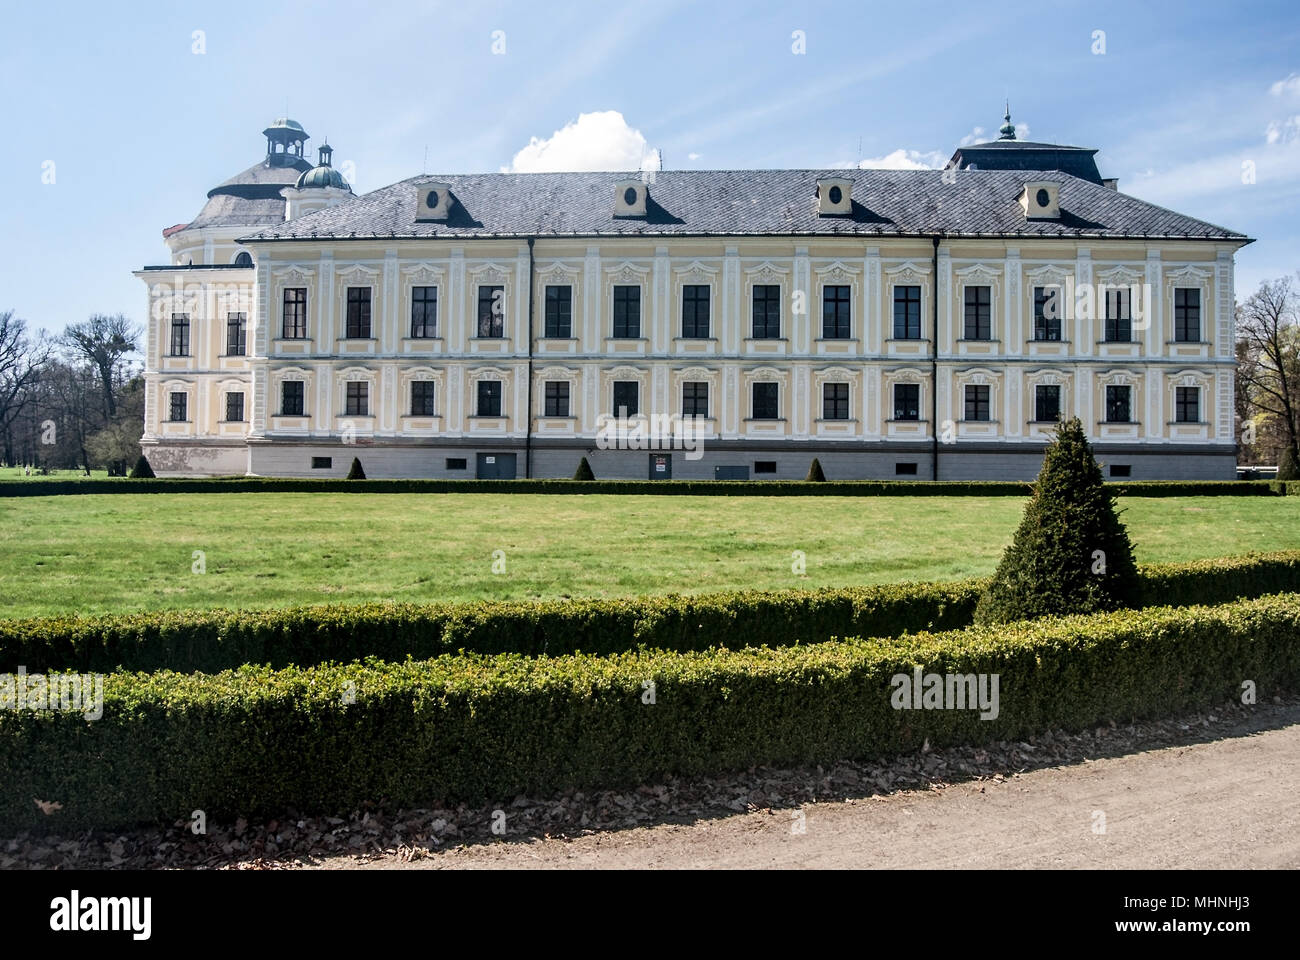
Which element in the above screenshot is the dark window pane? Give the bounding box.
[477,286,505,338]
[1174,288,1201,342]
[1104,288,1132,342]
[963,285,991,340]
[225,392,244,422]
[544,285,572,339]
[822,285,851,339]
[476,380,502,417]
[613,286,641,338]
[544,381,570,417]
[281,381,304,416]
[612,381,638,417]
[892,286,921,339]
[893,383,920,421]
[1105,385,1132,423]
[282,288,307,339]
[752,285,781,339]
[344,381,369,416]
[169,314,190,356]
[226,312,247,356]
[822,382,849,420]
[1034,286,1062,341]
[964,384,990,422]
[1035,384,1061,422]
[345,287,372,339]
[682,284,710,338]
[411,381,436,416]
[169,392,187,422]
[1175,386,1199,423]
[682,381,709,418]
[752,382,779,419]
[411,286,438,338]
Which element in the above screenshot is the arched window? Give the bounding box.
[234,252,253,268]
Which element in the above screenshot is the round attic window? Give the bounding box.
[828,185,842,204]
[426,190,440,209]
[623,187,637,206]
[1035,188,1050,207]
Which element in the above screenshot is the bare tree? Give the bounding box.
[61,313,140,423]
[1237,277,1300,467]
[0,310,53,464]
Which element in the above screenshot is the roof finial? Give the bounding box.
[999,101,1017,140]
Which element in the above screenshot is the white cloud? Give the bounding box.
[1015,122,1031,140]
[1265,116,1300,144]
[856,148,946,170]
[687,152,701,161]
[958,126,986,146]
[503,111,660,172]
[1270,73,1300,97]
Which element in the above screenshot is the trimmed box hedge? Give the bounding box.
[0,477,1281,498]
[3,592,1298,831]
[2,551,1297,674]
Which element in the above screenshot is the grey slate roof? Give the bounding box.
[240,169,1248,243]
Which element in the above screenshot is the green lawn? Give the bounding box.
[1,492,1297,619]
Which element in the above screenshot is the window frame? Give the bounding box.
[280,380,305,417]
[822,382,850,420]
[963,285,991,341]
[612,285,642,339]
[963,384,991,422]
[282,287,307,340]
[410,285,438,339]
[1104,287,1132,343]
[410,380,436,416]
[544,284,573,339]
[168,391,187,423]
[477,285,506,339]
[892,382,921,421]
[1034,384,1062,423]
[682,381,709,418]
[344,380,369,417]
[345,287,373,340]
[476,380,503,417]
[681,284,711,339]
[169,313,190,357]
[543,380,570,417]
[751,284,782,339]
[821,285,852,339]
[612,380,639,418]
[751,381,780,420]
[1033,285,1063,341]
[1105,384,1132,423]
[224,391,245,423]
[1175,385,1200,423]
[892,285,921,340]
[1174,287,1201,343]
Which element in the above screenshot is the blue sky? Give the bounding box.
[3,0,1299,335]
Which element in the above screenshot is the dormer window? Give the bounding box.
[416,182,453,221]
[614,180,647,217]
[1020,181,1061,219]
[816,178,852,216]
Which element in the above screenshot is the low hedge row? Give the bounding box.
[4,592,1297,831]
[4,551,1298,673]
[0,477,1281,498]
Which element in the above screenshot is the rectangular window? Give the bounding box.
[1176,386,1200,423]
[168,392,187,422]
[964,384,991,422]
[682,381,709,418]
[754,461,777,475]
[282,288,307,339]
[1174,288,1201,342]
[822,382,850,420]
[544,381,570,417]
[226,312,247,356]
[893,286,921,340]
[612,381,639,417]
[1105,385,1132,423]
[612,285,641,338]
[344,381,369,417]
[411,286,438,338]
[169,313,190,357]
[963,286,991,340]
[445,457,467,470]
[477,286,505,338]
[1035,384,1062,423]
[311,457,332,470]
[476,380,502,417]
[893,383,920,421]
[225,391,244,422]
[410,381,436,416]
[751,382,779,420]
[544,285,572,339]
[1104,288,1132,342]
[752,284,781,339]
[1034,286,1063,341]
[822,285,851,339]
[682,284,710,339]
[345,287,372,339]
[1109,464,1132,478]
[281,380,304,416]
[895,462,918,476]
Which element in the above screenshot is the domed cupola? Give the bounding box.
[295,142,352,192]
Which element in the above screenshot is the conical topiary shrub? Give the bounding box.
[1278,445,1300,481]
[346,457,366,480]
[129,454,156,479]
[573,457,595,480]
[974,417,1140,625]
[805,458,827,482]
